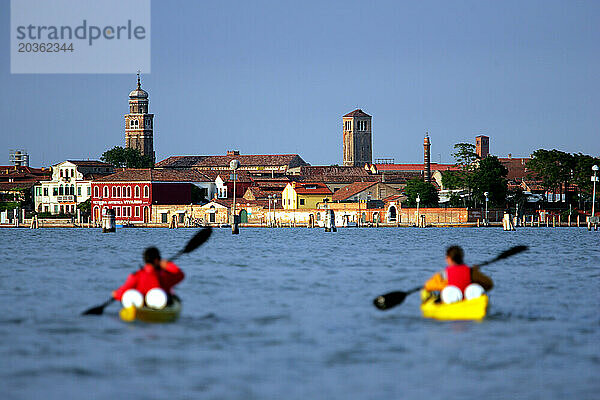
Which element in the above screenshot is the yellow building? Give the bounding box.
[282,182,332,209]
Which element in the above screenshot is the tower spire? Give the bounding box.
[136,70,141,89]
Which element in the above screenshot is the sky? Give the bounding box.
[1,0,599,167]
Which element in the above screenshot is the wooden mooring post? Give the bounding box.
[102,209,116,233]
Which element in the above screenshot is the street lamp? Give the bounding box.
[484,191,489,226]
[230,159,240,234]
[416,194,420,227]
[592,165,599,223]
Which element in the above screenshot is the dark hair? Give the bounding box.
[446,246,464,264]
[144,247,161,264]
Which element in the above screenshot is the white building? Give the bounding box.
[34,160,113,215]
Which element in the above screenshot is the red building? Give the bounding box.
[91,169,207,224]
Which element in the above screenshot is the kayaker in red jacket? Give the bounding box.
[424,245,493,294]
[112,247,184,302]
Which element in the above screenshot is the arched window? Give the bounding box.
[125,186,131,198]
[112,187,117,197]
[59,185,64,195]
[70,184,75,195]
[103,186,109,198]
[94,186,99,197]
[143,185,149,197]
[116,187,121,198]
[135,186,140,198]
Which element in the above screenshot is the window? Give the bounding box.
[54,205,59,213]
[112,187,117,197]
[143,185,149,197]
[161,213,168,223]
[44,206,49,212]
[116,187,121,198]
[115,207,120,217]
[87,187,91,196]
[126,186,131,198]
[53,187,58,196]
[135,206,140,217]
[178,213,185,223]
[300,199,305,205]
[103,186,109,197]
[60,169,63,178]
[93,187,98,197]
[135,186,140,198]
[44,187,48,196]
[59,185,64,195]
[78,186,81,196]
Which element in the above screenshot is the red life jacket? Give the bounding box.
[445,264,471,293]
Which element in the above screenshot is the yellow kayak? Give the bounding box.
[119,298,182,323]
[420,290,488,321]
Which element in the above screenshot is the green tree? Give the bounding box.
[441,170,464,190]
[452,143,479,167]
[404,178,439,207]
[77,198,91,217]
[571,153,600,197]
[526,149,573,202]
[101,146,153,168]
[470,156,508,207]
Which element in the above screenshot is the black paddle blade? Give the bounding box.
[81,298,114,316]
[182,227,212,254]
[373,291,409,310]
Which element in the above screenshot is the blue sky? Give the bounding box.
[1,0,599,167]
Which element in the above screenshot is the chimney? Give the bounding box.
[424,133,431,183]
[227,150,240,156]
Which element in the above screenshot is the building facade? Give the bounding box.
[90,169,210,224]
[282,182,332,209]
[125,73,155,163]
[34,160,113,214]
[343,109,372,167]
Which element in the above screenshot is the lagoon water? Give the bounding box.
[1,227,599,399]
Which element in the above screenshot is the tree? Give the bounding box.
[526,149,573,202]
[452,143,479,167]
[571,153,600,197]
[441,170,464,190]
[101,146,153,168]
[470,156,508,207]
[404,178,439,207]
[77,198,91,217]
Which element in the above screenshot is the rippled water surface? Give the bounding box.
[1,227,599,399]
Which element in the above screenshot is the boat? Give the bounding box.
[420,290,488,321]
[119,298,182,323]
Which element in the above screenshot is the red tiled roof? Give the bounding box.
[156,153,308,169]
[343,109,371,118]
[67,160,113,167]
[292,182,332,195]
[498,157,532,180]
[0,182,36,191]
[332,182,377,201]
[374,163,460,172]
[94,168,213,183]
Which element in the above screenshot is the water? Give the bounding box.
[1,227,598,399]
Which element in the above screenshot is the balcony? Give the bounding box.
[57,195,75,202]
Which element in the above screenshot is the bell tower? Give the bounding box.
[342,109,372,167]
[125,72,155,163]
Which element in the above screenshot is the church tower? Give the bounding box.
[342,109,372,167]
[125,73,155,163]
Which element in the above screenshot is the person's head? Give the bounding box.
[144,247,161,269]
[445,245,464,266]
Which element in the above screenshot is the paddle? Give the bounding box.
[372,245,528,311]
[81,227,213,316]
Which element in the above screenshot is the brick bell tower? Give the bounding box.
[125,72,155,163]
[342,109,372,167]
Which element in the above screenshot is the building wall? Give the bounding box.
[152,183,191,205]
[34,162,94,214]
[91,181,152,223]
